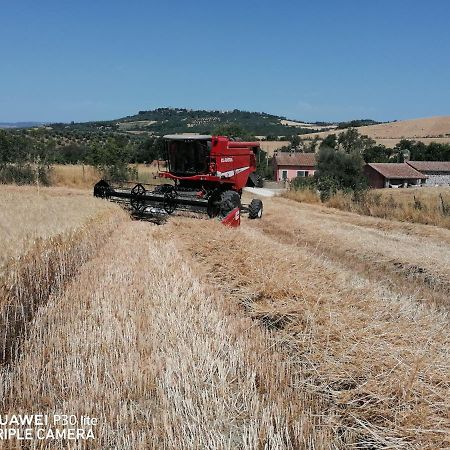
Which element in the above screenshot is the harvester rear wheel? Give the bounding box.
[248,199,263,219]
[219,190,241,219]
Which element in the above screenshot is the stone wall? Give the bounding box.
[424,172,450,186]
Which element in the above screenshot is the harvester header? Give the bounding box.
[94,134,264,226]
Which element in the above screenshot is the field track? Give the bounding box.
[1,190,449,449]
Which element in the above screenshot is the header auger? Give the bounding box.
[94,134,264,226]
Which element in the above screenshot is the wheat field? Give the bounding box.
[0,187,448,449]
[299,115,450,147]
[0,186,118,267]
[285,187,450,229]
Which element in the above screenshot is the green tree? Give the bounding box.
[337,128,375,154]
[290,135,301,149]
[213,124,255,140]
[86,136,134,181]
[132,137,164,163]
[304,136,321,153]
[255,150,273,180]
[315,146,367,200]
[320,134,337,150]
[362,145,393,163]
[395,139,450,161]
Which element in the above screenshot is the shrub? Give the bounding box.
[290,175,316,190]
[99,162,137,182]
[316,176,340,201]
[0,163,52,186]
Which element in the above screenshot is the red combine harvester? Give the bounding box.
[93,134,263,226]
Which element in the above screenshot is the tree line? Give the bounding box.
[0,129,167,183]
[0,123,270,184]
[2,124,449,188]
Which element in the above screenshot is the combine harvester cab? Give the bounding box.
[93,135,263,226]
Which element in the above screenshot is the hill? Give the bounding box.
[48,108,336,138]
[300,115,450,147]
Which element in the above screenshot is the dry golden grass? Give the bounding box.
[0,185,126,366]
[258,140,290,156]
[0,188,448,448]
[50,164,101,188]
[0,222,334,449]
[377,186,450,205]
[51,164,163,188]
[173,213,450,449]
[283,188,321,204]
[284,187,450,229]
[131,163,164,185]
[0,185,119,268]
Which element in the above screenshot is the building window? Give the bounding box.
[296,170,309,177]
[281,170,288,180]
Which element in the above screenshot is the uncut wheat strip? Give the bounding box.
[268,197,450,281]
[0,213,127,376]
[1,222,334,449]
[281,188,450,234]
[0,222,160,450]
[0,185,118,268]
[250,197,450,309]
[171,218,450,449]
[142,234,339,449]
[240,225,450,446]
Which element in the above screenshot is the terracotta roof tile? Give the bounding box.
[407,161,450,172]
[367,163,425,179]
[274,152,316,167]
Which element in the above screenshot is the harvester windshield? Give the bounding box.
[164,135,211,176]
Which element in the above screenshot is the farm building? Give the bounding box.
[406,161,450,186]
[272,152,316,181]
[364,163,426,188]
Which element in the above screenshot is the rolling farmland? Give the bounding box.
[0,187,449,449]
[300,115,450,147]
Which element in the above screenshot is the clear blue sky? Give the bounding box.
[1,0,449,123]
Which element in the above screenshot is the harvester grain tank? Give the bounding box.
[93,134,264,226]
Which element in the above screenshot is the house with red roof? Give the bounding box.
[364,163,426,188]
[406,161,450,186]
[272,152,316,182]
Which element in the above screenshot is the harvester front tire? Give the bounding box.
[220,191,241,219]
[248,199,263,219]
